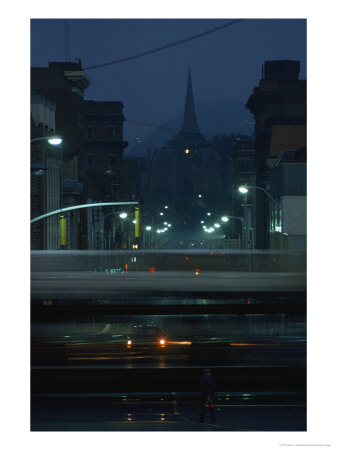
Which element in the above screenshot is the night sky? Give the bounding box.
[30,18,306,147]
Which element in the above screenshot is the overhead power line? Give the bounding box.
[125,119,245,141]
[83,19,245,71]
[126,119,180,134]
[126,118,217,138]
[31,19,245,79]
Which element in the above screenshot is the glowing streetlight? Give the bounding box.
[31,135,63,146]
[221,216,229,222]
[238,185,281,208]
[238,186,248,194]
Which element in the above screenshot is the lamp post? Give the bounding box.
[237,187,253,250]
[103,211,127,251]
[144,226,152,249]
[221,215,245,248]
[238,185,281,209]
[239,185,281,249]
[31,202,138,252]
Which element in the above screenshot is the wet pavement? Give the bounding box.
[31,391,306,431]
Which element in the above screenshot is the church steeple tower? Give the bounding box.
[180,68,200,135]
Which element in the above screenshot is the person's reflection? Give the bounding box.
[198,368,216,423]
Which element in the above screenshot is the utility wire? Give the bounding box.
[83,19,245,71]
[126,119,181,134]
[32,19,245,79]
[125,119,245,142]
[126,118,213,139]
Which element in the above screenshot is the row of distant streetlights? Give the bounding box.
[201,214,237,234]
[201,186,280,248]
[31,137,279,249]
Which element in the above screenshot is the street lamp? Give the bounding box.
[238,185,281,249]
[31,135,63,146]
[143,226,153,248]
[103,211,128,251]
[238,185,281,208]
[220,215,245,247]
[238,186,248,194]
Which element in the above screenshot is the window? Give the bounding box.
[109,126,123,140]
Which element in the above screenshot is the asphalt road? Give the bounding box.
[31,335,306,368]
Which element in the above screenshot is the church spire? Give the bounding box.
[180,68,200,134]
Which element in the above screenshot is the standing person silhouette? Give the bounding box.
[198,368,216,423]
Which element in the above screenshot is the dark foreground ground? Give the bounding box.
[31,391,306,432]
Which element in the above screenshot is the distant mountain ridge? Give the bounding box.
[125,99,254,157]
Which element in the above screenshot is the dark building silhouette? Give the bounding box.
[31,90,62,250]
[82,100,139,250]
[31,60,91,249]
[82,100,129,203]
[246,60,306,248]
[31,60,90,159]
